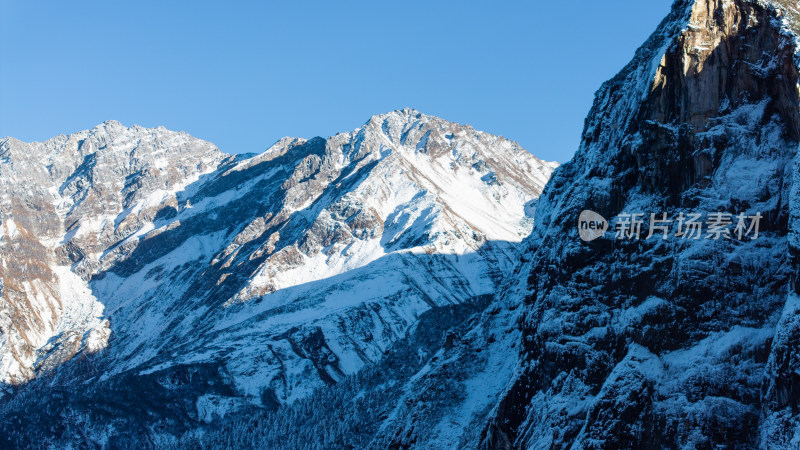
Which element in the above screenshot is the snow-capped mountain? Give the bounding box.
[4,0,800,447]
[0,109,556,442]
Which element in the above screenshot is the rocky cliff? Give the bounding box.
[481,0,800,448]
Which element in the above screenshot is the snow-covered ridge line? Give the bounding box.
[0,109,556,424]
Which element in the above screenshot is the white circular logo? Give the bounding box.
[578,210,608,242]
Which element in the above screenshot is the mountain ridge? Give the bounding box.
[0,108,557,440]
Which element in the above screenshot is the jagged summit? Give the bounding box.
[359,108,532,154]
[3,119,197,149]
[362,107,424,125]
[5,108,546,170]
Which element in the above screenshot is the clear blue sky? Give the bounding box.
[0,1,673,163]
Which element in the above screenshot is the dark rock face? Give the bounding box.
[484,0,800,448]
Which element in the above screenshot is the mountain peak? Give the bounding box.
[369,107,422,121]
